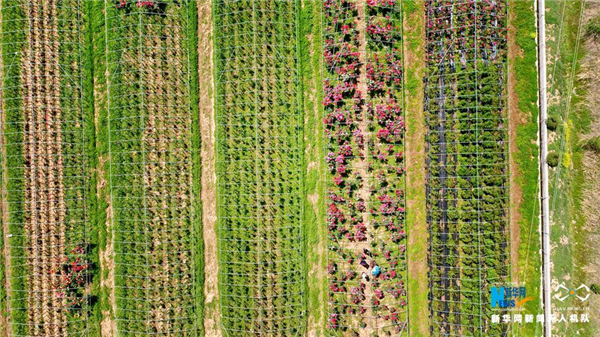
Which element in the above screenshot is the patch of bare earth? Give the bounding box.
[579,7,600,142]
[97,19,116,332]
[98,155,116,337]
[198,1,221,336]
[97,6,116,335]
[581,152,599,329]
[97,9,116,334]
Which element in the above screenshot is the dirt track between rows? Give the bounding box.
[198,1,221,336]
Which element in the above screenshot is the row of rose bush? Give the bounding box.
[324,0,407,334]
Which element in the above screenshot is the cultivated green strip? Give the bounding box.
[187,1,205,334]
[104,1,198,334]
[213,0,306,334]
[0,3,28,333]
[299,0,327,335]
[510,0,542,336]
[1,1,92,334]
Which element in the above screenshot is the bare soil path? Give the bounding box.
[577,4,600,331]
[507,6,524,283]
[581,152,600,332]
[99,171,116,337]
[198,1,221,336]
[98,3,116,334]
[354,2,379,335]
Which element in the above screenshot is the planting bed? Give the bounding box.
[213,0,305,335]
[323,0,408,335]
[0,0,90,335]
[424,0,510,335]
[104,0,198,335]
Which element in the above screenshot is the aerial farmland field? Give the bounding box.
[322,0,408,333]
[213,0,305,335]
[0,1,91,335]
[103,1,200,335]
[424,1,510,335]
[0,0,598,337]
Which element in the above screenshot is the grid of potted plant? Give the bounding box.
[424,0,509,335]
[106,1,198,334]
[323,0,407,334]
[0,1,92,335]
[213,0,305,335]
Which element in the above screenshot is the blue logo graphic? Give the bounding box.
[491,286,527,308]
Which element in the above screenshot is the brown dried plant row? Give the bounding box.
[107,3,196,335]
[21,0,67,334]
[141,10,192,335]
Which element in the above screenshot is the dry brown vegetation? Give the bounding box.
[106,2,197,334]
[21,1,67,334]
[579,2,600,331]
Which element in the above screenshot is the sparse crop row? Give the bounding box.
[105,1,197,335]
[213,0,305,335]
[424,0,509,335]
[323,0,408,334]
[0,0,90,335]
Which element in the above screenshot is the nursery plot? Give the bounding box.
[0,0,90,335]
[213,0,305,335]
[323,0,408,335]
[104,0,197,335]
[424,0,510,335]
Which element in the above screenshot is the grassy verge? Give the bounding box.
[545,1,593,336]
[85,1,112,333]
[0,1,7,330]
[402,1,429,336]
[299,0,326,335]
[81,1,103,335]
[187,1,205,334]
[0,3,27,333]
[510,1,542,336]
